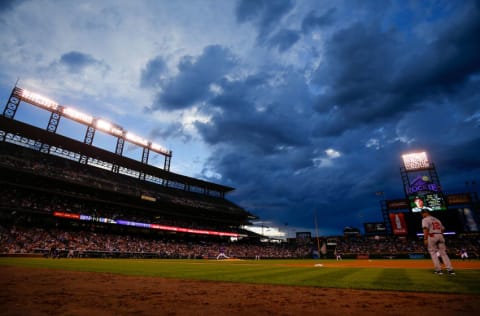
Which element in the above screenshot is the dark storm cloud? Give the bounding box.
[107,1,480,234]
[235,0,295,43]
[0,0,25,13]
[140,56,167,89]
[436,137,480,194]
[195,69,314,155]
[196,112,304,155]
[151,45,236,111]
[203,146,315,208]
[176,1,480,234]
[312,2,480,137]
[267,29,301,52]
[149,122,192,143]
[204,135,400,232]
[59,51,104,74]
[311,21,402,136]
[301,8,336,33]
[397,4,480,94]
[439,138,480,171]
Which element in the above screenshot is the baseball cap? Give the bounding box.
[421,209,429,214]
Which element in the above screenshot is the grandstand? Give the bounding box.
[1,86,300,258]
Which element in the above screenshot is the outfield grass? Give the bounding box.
[1,257,479,295]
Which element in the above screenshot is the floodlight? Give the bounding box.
[20,89,58,110]
[62,107,93,125]
[96,119,112,131]
[13,86,171,158]
[402,152,429,170]
[125,132,149,146]
[95,119,123,136]
[151,142,170,155]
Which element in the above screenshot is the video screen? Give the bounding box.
[409,193,447,212]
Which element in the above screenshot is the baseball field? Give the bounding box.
[1,257,479,315]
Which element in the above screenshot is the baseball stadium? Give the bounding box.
[1,86,480,315]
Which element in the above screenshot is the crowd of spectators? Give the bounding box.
[335,237,426,255]
[0,185,248,236]
[334,235,480,259]
[0,141,251,234]
[1,221,478,260]
[0,143,246,217]
[0,224,312,259]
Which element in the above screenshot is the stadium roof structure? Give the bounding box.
[0,86,235,197]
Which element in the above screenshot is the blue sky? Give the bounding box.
[0,0,479,236]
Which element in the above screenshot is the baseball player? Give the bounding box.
[334,248,342,261]
[216,246,229,260]
[421,209,455,275]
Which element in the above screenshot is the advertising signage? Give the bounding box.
[389,212,407,235]
[53,211,240,237]
[406,176,441,195]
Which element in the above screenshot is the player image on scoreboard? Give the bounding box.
[409,193,447,212]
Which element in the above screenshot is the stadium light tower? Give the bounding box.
[2,85,173,171]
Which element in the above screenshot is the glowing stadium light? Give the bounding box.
[96,119,124,136]
[110,125,123,136]
[402,152,429,171]
[125,132,149,147]
[62,107,93,125]
[20,89,58,110]
[96,119,112,131]
[150,142,170,155]
[13,86,171,157]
